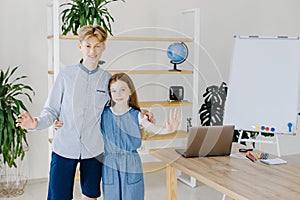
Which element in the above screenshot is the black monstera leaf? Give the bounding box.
[199,82,227,126]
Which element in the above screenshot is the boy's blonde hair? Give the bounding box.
[78,25,107,43]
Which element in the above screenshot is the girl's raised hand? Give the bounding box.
[166,108,181,133]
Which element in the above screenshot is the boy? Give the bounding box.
[17,25,110,200]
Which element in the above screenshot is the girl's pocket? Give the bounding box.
[102,165,114,185]
[127,172,143,185]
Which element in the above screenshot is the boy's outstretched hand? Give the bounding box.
[16,112,38,130]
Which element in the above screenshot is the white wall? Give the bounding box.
[0,1,49,179]
[1,0,300,179]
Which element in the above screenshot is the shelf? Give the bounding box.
[139,101,192,108]
[48,70,193,75]
[109,70,193,75]
[47,73,193,108]
[141,130,188,141]
[47,35,194,42]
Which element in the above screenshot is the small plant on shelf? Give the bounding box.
[60,0,125,35]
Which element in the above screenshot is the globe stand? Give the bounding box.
[168,62,182,72]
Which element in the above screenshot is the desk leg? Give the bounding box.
[166,165,177,200]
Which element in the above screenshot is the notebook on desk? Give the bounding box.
[175,125,235,158]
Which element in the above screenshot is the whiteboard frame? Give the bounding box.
[224,35,300,135]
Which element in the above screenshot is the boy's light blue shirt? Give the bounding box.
[36,63,111,159]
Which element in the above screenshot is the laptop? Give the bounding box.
[175,125,235,158]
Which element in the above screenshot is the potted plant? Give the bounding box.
[60,0,125,35]
[0,66,34,197]
[199,82,228,126]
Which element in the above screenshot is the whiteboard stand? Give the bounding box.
[237,130,281,156]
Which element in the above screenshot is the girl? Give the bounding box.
[101,73,181,200]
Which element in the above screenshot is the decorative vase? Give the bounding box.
[0,155,28,197]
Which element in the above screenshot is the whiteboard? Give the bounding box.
[224,36,300,134]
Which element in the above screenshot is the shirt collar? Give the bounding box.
[78,59,100,74]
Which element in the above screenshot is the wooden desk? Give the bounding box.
[150,145,300,200]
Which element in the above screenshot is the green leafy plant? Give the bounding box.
[60,0,125,35]
[199,82,227,126]
[0,66,34,168]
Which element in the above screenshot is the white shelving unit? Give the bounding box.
[47,1,200,178]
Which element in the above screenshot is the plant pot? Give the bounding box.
[0,157,28,198]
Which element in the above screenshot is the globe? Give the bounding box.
[167,42,188,71]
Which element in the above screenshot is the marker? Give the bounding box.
[287,123,293,132]
[277,36,299,40]
[239,35,259,39]
[277,36,288,39]
[246,152,256,162]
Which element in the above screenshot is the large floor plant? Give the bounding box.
[0,66,34,168]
